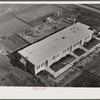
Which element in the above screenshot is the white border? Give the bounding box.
[0,1,100,4]
[0,87,100,99]
[0,1,100,99]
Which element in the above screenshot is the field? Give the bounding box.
[86,4,100,9]
[16,5,63,23]
[0,4,34,37]
[0,4,33,16]
[0,4,100,86]
[0,4,47,37]
[67,71,100,87]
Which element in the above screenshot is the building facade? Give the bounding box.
[18,22,93,76]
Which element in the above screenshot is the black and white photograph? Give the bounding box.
[0,1,100,99]
[1,3,100,87]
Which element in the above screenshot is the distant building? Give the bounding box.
[18,22,93,77]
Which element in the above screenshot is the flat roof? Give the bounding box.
[18,22,93,65]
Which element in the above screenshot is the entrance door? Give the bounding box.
[45,60,48,67]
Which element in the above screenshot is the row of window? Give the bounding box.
[63,49,67,54]
[63,45,73,54]
[73,40,82,48]
[52,53,59,60]
[37,61,45,70]
[84,35,90,40]
[63,48,67,54]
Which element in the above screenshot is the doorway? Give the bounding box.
[45,60,48,67]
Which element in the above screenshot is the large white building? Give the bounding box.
[18,22,93,76]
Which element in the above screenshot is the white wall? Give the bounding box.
[35,62,45,75]
[72,42,81,51]
[84,34,92,43]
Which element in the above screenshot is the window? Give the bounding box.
[88,35,90,38]
[85,36,87,40]
[41,62,44,67]
[56,53,59,58]
[43,62,45,66]
[41,63,43,67]
[85,35,90,40]
[38,65,40,68]
[69,46,72,52]
[73,43,77,47]
[77,41,80,45]
[52,55,55,60]
[79,40,82,46]
[37,65,41,69]
[77,41,78,45]
[37,66,39,70]
[63,50,64,53]
[63,49,66,53]
[45,60,48,67]
[67,47,70,51]
[19,57,27,66]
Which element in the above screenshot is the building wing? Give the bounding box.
[18,22,93,66]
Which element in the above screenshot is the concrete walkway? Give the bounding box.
[80,46,88,52]
[70,52,79,58]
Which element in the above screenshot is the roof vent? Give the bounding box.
[61,36,65,39]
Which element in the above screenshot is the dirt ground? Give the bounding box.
[16,5,63,23]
